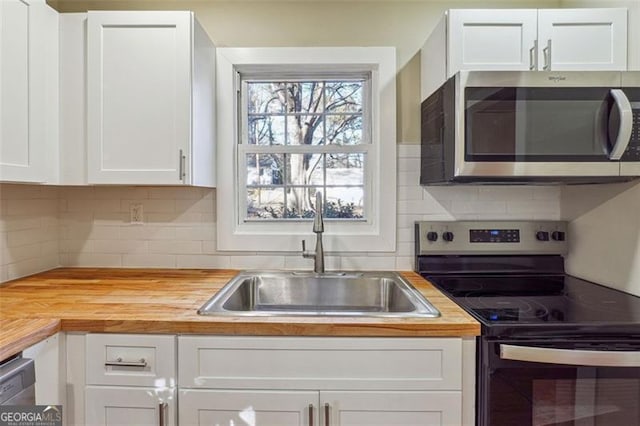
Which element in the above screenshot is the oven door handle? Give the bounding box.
[500,344,640,367]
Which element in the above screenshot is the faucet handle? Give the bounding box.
[301,240,312,258]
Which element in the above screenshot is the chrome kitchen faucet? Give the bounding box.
[301,192,325,273]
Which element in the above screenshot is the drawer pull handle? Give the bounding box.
[104,357,147,368]
[309,404,314,426]
[159,402,168,426]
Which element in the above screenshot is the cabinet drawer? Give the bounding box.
[86,334,176,386]
[179,336,462,391]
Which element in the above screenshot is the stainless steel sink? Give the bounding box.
[197,271,440,318]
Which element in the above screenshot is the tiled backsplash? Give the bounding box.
[0,185,59,282]
[0,145,561,282]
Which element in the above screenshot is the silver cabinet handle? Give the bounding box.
[178,149,186,181]
[542,39,552,70]
[529,40,538,70]
[500,344,640,367]
[608,89,633,160]
[308,404,314,426]
[324,403,330,426]
[159,402,168,426]
[104,357,147,368]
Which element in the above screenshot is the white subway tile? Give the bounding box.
[2,243,41,263]
[7,228,44,247]
[397,186,423,201]
[62,253,122,267]
[117,187,150,200]
[506,200,559,214]
[176,255,231,269]
[283,255,342,271]
[90,240,148,254]
[148,240,202,255]
[397,144,420,158]
[0,216,42,232]
[121,225,176,240]
[175,198,215,214]
[341,256,396,271]
[7,199,57,215]
[479,186,534,201]
[202,240,217,254]
[395,256,414,271]
[229,255,285,270]
[122,254,176,268]
[397,171,420,187]
[451,200,507,214]
[174,226,215,241]
[67,198,121,213]
[121,199,175,214]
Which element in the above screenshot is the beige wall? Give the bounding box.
[563,182,640,295]
[49,0,560,144]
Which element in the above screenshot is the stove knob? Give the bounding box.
[551,231,566,241]
[536,231,550,241]
[442,231,454,242]
[426,231,438,242]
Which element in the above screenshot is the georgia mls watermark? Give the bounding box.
[0,406,62,426]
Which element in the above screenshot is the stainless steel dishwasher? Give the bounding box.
[0,354,35,405]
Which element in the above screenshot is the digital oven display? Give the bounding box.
[470,229,520,243]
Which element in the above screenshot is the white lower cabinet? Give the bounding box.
[74,334,473,426]
[177,336,468,426]
[179,389,461,426]
[86,386,176,426]
[179,390,318,425]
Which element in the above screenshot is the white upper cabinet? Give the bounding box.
[0,0,56,183]
[87,11,215,186]
[537,9,627,71]
[447,9,538,74]
[421,8,628,100]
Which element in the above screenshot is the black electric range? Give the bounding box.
[415,221,640,426]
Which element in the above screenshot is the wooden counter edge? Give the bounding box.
[0,319,61,360]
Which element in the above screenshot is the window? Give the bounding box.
[216,48,396,252]
[241,77,369,221]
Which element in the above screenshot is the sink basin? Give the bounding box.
[197,271,440,318]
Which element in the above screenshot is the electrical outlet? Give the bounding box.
[130,203,144,225]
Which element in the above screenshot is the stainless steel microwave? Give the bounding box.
[420,71,640,184]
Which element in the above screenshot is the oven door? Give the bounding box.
[455,71,636,178]
[479,339,640,426]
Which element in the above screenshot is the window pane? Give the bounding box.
[326,153,364,185]
[247,188,285,219]
[287,82,324,114]
[326,115,362,145]
[248,82,285,114]
[325,187,364,219]
[286,186,321,219]
[325,81,363,113]
[246,153,284,186]
[248,115,285,145]
[285,153,324,186]
[287,115,324,146]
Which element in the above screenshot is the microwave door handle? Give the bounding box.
[500,344,640,367]
[609,89,633,160]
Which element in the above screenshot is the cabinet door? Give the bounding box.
[0,0,42,182]
[537,9,627,71]
[87,11,191,184]
[179,389,318,426]
[85,386,176,426]
[321,391,462,426]
[447,9,538,76]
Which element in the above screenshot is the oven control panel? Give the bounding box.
[416,221,568,255]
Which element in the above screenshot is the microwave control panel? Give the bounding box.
[623,104,640,160]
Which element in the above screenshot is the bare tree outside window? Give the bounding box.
[243,77,368,221]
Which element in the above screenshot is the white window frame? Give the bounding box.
[216,47,396,252]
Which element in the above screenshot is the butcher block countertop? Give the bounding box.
[0,268,480,359]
